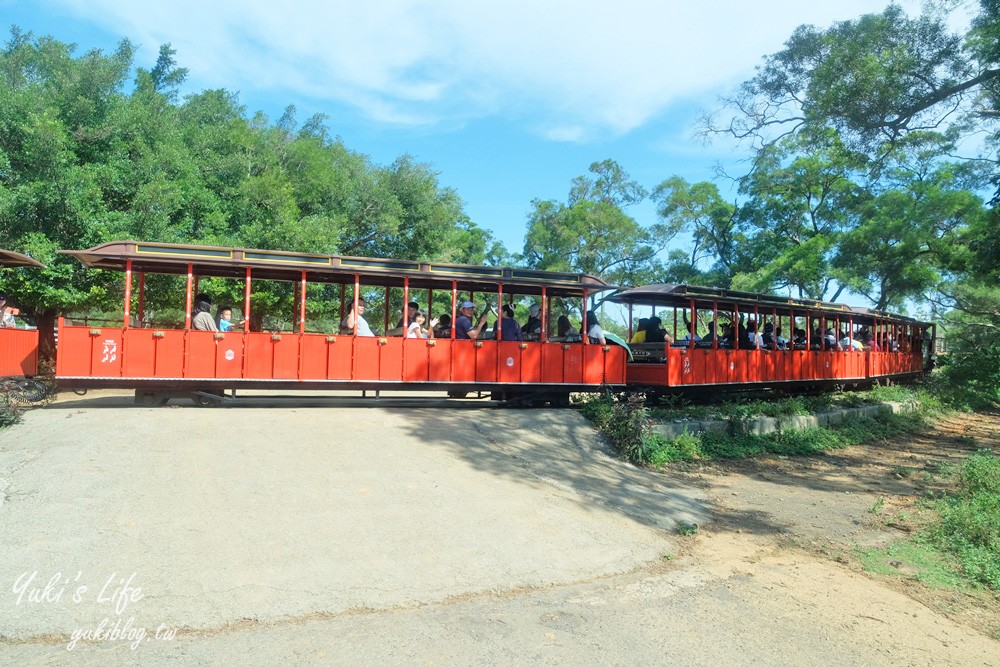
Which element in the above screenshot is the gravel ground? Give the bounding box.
[0,391,996,665]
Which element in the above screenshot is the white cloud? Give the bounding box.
[54,0,929,139]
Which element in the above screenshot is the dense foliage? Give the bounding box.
[0,29,503,357]
[693,0,1000,406]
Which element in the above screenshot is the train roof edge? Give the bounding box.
[60,240,615,296]
[609,283,929,325]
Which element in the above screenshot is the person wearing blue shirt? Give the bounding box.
[495,304,523,341]
[216,306,242,332]
[455,300,488,340]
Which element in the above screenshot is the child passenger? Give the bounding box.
[406,311,435,339]
[216,306,243,332]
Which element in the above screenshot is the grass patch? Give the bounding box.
[858,541,967,590]
[925,451,1000,590]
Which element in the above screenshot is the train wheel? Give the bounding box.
[134,390,169,407]
[7,379,49,405]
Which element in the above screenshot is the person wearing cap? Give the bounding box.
[455,300,488,340]
[521,304,542,339]
[0,294,19,328]
[340,299,374,336]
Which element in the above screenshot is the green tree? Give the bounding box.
[651,176,742,286]
[523,160,662,301]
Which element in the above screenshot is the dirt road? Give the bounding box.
[0,393,997,665]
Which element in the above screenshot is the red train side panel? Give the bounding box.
[0,329,40,377]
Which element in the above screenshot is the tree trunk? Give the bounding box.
[35,309,58,372]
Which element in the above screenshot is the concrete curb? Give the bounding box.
[651,401,917,439]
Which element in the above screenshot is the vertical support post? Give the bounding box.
[541,287,548,343]
[582,289,589,344]
[383,286,390,335]
[754,305,760,349]
[184,263,194,330]
[124,259,133,329]
[403,277,410,332]
[772,307,778,350]
[688,298,696,349]
[137,272,146,329]
[243,268,252,333]
[627,303,633,340]
[712,301,718,349]
[450,281,458,340]
[353,276,360,336]
[299,271,307,334]
[496,283,503,341]
[339,284,346,330]
[734,304,740,351]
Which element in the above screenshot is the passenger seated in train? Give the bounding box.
[630,318,649,343]
[0,293,19,328]
[216,306,243,332]
[433,313,452,338]
[680,312,701,342]
[395,301,420,330]
[839,330,864,351]
[192,300,218,331]
[495,304,523,341]
[745,320,762,349]
[792,328,808,349]
[340,299,375,336]
[455,301,489,340]
[645,317,671,344]
[717,321,735,348]
[556,315,581,342]
[824,328,839,349]
[761,322,787,349]
[522,304,542,339]
[583,310,606,345]
[406,310,435,338]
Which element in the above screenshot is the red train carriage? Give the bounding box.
[56,241,627,404]
[610,284,933,392]
[0,249,45,378]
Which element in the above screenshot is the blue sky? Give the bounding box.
[4,0,922,257]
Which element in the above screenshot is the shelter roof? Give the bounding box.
[0,249,45,269]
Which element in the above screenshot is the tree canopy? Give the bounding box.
[0,28,503,356]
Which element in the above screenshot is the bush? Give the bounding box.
[926,451,1000,590]
[936,349,1000,410]
[645,431,703,465]
[0,396,21,429]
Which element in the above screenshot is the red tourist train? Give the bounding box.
[611,284,932,392]
[0,242,933,404]
[53,241,627,405]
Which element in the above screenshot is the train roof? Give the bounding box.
[0,249,45,269]
[609,283,927,324]
[61,240,614,297]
